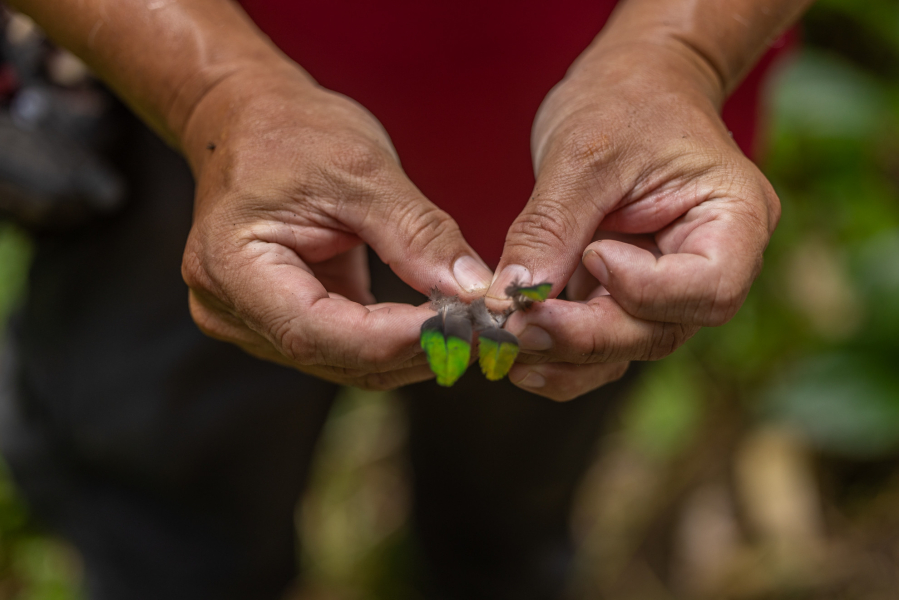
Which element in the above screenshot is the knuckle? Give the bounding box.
[398,204,459,256]
[578,332,604,365]
[326,136,392,181]
[506,197,580,254]
[552,122,618,172]
[181,236,208,292]
[645,322,692,360]
[274,318,318,366]
[580,305,618,363]
[706,276,748,326]
[187,295,221,339]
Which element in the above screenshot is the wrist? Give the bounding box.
[573,37,727,109]
[532,39,727,172]
[178,59,317,175]
[575,0,812,103]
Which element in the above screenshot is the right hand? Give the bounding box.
[179,63,493,390]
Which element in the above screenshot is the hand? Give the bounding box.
[180,64,493,389]
[486,41,780,401]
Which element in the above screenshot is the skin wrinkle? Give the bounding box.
[667,32,729,99]
[612,175,717,233]
[578,301,620,363]
[322,138,392,184]
[707,269,739,325]
[141,1,218,144]
[402,205,454,257]
[350,173,408,232]
[176,66,254,151]
[277,310,321,366]
[247,218,359,265]
[656,205,723,255]
[585,305,610,363]
[508,197,580,255]
[625,145,723,205]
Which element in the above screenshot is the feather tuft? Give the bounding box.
[469,298,508,330]
[428,287,468,318]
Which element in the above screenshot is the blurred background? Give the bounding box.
[0,0,898,598]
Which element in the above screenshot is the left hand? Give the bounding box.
[485,41,781,401]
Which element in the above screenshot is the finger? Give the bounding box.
[347,167,494,301]
[189,289,432,389]
[582,193,774,326]
[310,244,375,304]
[189,288,430,371]
[508,360,630,402]
[565,261,600,301]
[567,231,658,301]
[321,362,436,391]
[503,297,700,365]
[189,289,299,367]
[184,235,439,372]
[484,130,630,311]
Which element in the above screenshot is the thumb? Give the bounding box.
[486,135,627,308]
[351,173,493,300]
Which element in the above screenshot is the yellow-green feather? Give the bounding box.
[517,283,552,302]
[421,329,450,384]
[478,336,520,381]
[445,336,471,386]
[421,328,471,387]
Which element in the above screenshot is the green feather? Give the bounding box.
[445,336,472,386]
[420,328,449,384]
[420,315,471,387]
[516,282,552,302]
[478,329,520,381]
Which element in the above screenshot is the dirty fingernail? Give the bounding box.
[488,264,532,298]
[453,255,493,292]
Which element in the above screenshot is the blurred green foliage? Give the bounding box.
[631,0,899,461]
[0,229,82,599]
[0,223,30,336]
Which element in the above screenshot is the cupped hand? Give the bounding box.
[179,63,493,389]
[486,42,781,401]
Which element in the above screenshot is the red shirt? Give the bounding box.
[239,1,786,266]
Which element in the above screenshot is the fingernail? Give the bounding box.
[582,248,610,282]
[488,264,531,299]
[517,325,552,351]
[453,255,493,293]
[517,370,546,389]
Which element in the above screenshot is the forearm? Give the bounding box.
[7,0,307,153]
[582,0,814,104]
